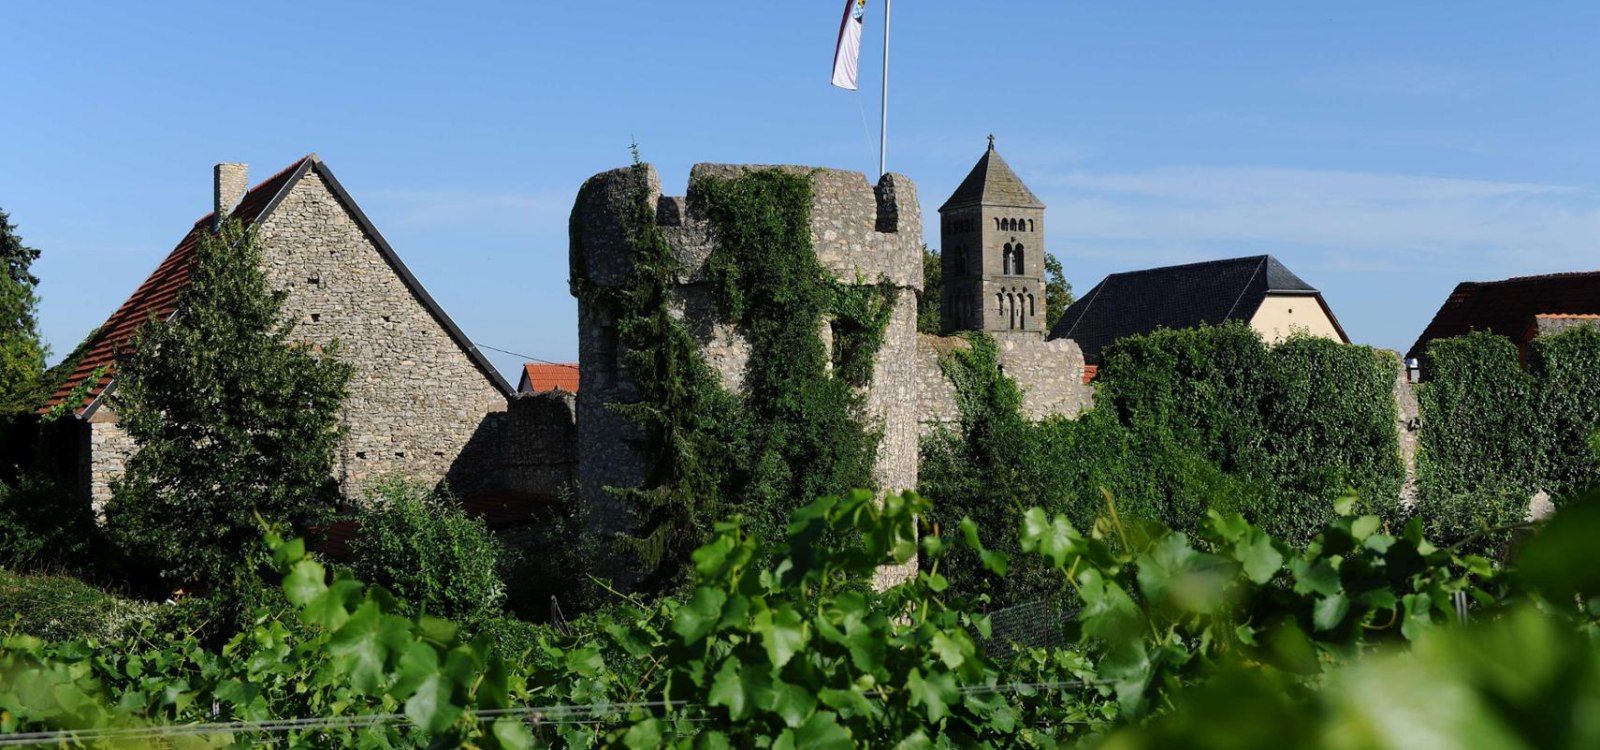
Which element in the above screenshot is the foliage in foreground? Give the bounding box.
[8,485,1600,748]
[105,218,354,596]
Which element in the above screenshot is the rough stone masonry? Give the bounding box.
[569,163,1092,587]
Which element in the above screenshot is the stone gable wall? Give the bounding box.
[83,172,516,508]
[254,171,509,499]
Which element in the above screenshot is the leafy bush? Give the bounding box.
[0,472,106,576]
[923,325,1406,606]
[1529,325,1600,498]
[1412,327,1600,553]
[0,568,153,641]
[7,486,1600,748]
[1097,324,1404,540]
[349,478,506,626]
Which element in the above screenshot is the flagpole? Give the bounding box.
[879,0,891,177]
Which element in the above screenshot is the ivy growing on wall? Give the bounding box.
[575,155,899,589]
[696,168,898,552]
[1415,326,1600,553]
[922,323,1407,606]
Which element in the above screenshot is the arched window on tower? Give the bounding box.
[1028,293,1036,319]
[996,292,1004,317]
[1013,243,1025,275]
[1002,243,1013,274]
[1006,292,1015,329]
[1028,219,1035,232]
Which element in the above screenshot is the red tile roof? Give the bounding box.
[40,157,313,416]
[519,363,580,393]
[1407,271,1600,362]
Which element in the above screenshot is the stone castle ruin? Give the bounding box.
[567,148,1093,547]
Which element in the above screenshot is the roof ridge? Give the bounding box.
[1485,269,1600,284]
[1104,254,1271,279]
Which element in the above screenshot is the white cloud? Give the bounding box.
[1035,166,1600,275]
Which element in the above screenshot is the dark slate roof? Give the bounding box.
[43,155,514,417]
[939,144,1044,212]
[1406,271,1600,361]
[1048,255,1342,364]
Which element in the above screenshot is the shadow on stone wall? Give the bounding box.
[446,391,578,504]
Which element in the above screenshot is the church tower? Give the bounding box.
[937,136,1046,336]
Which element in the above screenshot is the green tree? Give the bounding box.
[106,218,353,595]
[918,244,942,334]
[0,207,46,418]
[1044,252,1074,330]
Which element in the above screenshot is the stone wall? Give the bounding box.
[915,333,1095,435]
[570,163,925,586]
[255,171,510,499]
[1392,360,1421,510]
[486,391,579,499]
[82,408,136,512]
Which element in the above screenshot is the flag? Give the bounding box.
[831,0,867,90]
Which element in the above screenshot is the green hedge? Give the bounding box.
[1097,325,1405,540]
[922,324,1406,605]
[1416,326,1600,552]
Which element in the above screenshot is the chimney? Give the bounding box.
[213,163,249,230]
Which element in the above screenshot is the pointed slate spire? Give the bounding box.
[939,136,1044,212]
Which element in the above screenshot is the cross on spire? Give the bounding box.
[987,133,996,151]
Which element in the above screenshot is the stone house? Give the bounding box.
[41,155,526,508]
[1407,270,1600,380]
[1048,254,1350,372]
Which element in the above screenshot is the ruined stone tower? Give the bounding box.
[568,163,923,566]
[938,137,1047,336]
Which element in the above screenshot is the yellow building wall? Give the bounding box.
[1250,294,1343,343]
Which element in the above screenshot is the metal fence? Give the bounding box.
[979,595,1080,659]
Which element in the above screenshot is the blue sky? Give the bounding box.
[4,1,1599,377]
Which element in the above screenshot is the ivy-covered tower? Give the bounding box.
[938,136,1046,336]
